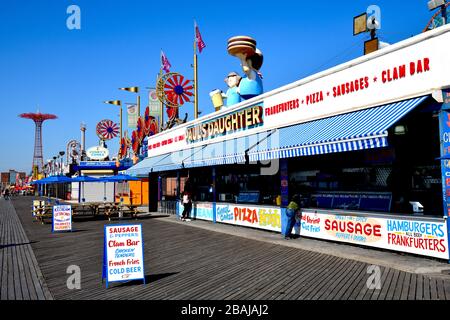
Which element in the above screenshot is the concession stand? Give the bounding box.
[127,25,450,261]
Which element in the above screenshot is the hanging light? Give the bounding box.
[394,125,407,135]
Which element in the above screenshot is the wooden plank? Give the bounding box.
[423,276,431,300]
[354,261,374,300]
[444,278,450,300]
[305,257,355,300]
[361,266,386,300]
[416,275,424,300]
[437,279,445,300]
[4,198,53,300]
[391,270,405,300]
[430,277,438,300]
[11,222,25,300]
[345,264,370,300]
[400,272,411,300]
[408,274,417,300]
[376,267,394,300]
[282,253,337,300]
[295,254,347,299]
[206,248,302,300]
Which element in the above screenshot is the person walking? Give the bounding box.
[181,191,192,221]
[283,194,301,240]
[4,188,10,200]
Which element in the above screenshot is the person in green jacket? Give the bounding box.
[284,194,301,240]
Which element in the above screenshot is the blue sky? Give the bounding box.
[0,0,436,173]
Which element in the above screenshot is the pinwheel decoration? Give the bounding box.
[156,72,193,108]
[96,119,119,141]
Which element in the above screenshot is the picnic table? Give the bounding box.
[31,200,142,224]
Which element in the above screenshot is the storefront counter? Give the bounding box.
[300,208,449,260]
[178,201,282,232]
[177,201,449,260]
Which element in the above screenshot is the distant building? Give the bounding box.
[1,170,27,187]
[1,172,8,186]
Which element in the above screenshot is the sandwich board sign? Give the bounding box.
[33,200,45,217]
[52,205,72,232]
[102,224,145,288]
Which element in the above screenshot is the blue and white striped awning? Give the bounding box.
[125,153,171,176]
[151,152,185,172]
[248,96,427,162]
[183,131,273,168]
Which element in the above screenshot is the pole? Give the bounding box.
[442,4,447,25]
[119,106,123,141]
[159,70,164,130]
[193,40,199,119]
[137,95,141,118]
[438,97,450,264]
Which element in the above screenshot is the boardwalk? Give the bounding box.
[5,196,450,300]
[0,198,53,300]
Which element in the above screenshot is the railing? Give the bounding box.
[158,200,178,215]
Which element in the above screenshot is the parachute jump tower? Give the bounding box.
[19,111,57,174]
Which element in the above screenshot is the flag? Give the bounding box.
[195,21,206,53]
[148,89,160,116]
[161,50,171,73]
[127,104,138,129]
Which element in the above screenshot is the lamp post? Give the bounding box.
[104,100,122,140]
[59,151,65,175]
[52,156,57,176]
[80,122,86,160]
[119,87,140,117]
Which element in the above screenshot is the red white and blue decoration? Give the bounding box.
[96,119,119,141]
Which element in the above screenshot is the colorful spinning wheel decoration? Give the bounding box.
[156,72,193,108]
[119,132,131,160]
[96,119,119,140]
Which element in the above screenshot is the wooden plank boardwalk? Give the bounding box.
[9,196,450,300]
[0,198,53,300]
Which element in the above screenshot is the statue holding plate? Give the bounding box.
[210,35,263,110]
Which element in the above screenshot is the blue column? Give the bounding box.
[438,98,450,263]
[176,171,181,200]
[158,175,162,201]
[212,166,217,224]
[280,158,289,235]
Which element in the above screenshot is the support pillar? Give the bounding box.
[212,167,217,223]
[438,94,450,263]
[280,158,289,235]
